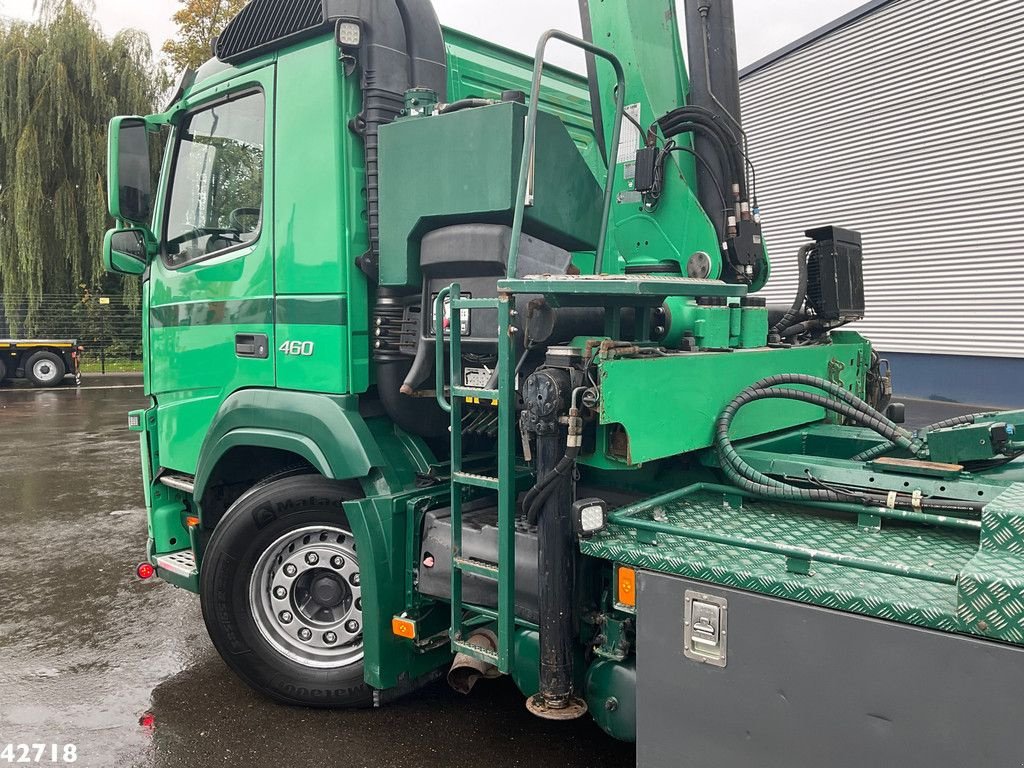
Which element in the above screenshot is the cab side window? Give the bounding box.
[164,91,265,267]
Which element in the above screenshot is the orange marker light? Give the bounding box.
[617,566,636,608]
[185,516,200,528]
[392,616,417,639]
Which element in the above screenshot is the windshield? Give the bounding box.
[164,91,265,267]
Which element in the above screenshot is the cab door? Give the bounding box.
[148,69,275,474]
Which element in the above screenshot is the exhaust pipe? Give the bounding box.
[447,630,502,694]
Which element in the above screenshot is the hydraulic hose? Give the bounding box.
[524,404,583,526]
[525,446,580,526]
[715,376,982,513]
[780,319,824,338]
[655,108,746,194]
[657,118,745,199]
[771,244,813,334]
[439,98,493,114]
[852,411,1000,463]
[717,387,918,498]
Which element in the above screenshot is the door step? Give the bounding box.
[158,473,196,495]
[155,549,197,578]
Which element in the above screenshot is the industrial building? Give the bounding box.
[739,0,1024,407]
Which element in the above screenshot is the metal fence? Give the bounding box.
[0,294,143,372]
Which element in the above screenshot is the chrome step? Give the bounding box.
[156,550,196,577]
[159,473,196,494]
[157,473,195,495]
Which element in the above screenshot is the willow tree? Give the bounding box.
[0,1,160,334]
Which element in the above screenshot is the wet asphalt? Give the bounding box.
[0,381,636,768]
[0,381,984,768]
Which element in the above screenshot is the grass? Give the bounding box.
[79,359,143,374]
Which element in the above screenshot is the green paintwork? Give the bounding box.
[585,657,636,742]
[442,28,603,174]
[275,297,347,326]
[958,483,1024,642]
[593,336,870,466]
[443,290,521,673]
[344,488,454,690]
[120,30,612,484]
[102,228,149,275]
[583,486,977,633]
[661,301,769,350]
[378,102,604,290]
[738,305,769,348]
[926,414,1024,464]
[192,389,382,503]
[500,274,747,303]
[506,30,625,278]
[734,422,1014,506]
[584,0,723,277]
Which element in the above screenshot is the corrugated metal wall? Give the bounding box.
[739,0,1024,358]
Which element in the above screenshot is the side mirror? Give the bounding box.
[104,228,149,276]
[108,116,154,225]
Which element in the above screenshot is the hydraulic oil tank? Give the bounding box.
[377,100,604,290]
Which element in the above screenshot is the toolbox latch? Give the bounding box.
[684,591,728,667]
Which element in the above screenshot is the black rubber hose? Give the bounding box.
[439,98,492,114]
[716,377,919,499]
[657,119,744,198]
[852,411,1000,463]
[771,244,813,334]
[659,123,744,198]
[525,446,579,526]
[741,374,916,440]
[656,108,746,190]
[780,319,825,338]
[715,379,982,512]
[921,412,999,434]
[717,387,919,494]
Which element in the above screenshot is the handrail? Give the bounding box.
[609,482,977,586]
[507,30,626,278]
[434,284,453,414]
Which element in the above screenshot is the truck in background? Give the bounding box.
[0,340,82,387]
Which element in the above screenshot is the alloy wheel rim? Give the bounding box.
[249,525,363,669]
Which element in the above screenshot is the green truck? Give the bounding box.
[105,0,1024,764]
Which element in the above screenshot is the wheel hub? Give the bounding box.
[249,525,363,669]
[34,361,55,380]
[311,573,346,608]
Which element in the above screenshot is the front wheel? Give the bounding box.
[200,474,372,708]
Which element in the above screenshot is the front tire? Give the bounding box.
[200,474,372,708]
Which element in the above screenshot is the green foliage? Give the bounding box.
[164,0,246,72]
[0,1,161,334]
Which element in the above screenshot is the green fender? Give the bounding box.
[194,389,386,501]
[193,388,450,690]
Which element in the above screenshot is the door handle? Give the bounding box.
[236,334,269,359]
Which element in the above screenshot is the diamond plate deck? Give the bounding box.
[582,490,981,633]
[956,482,1024,642]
